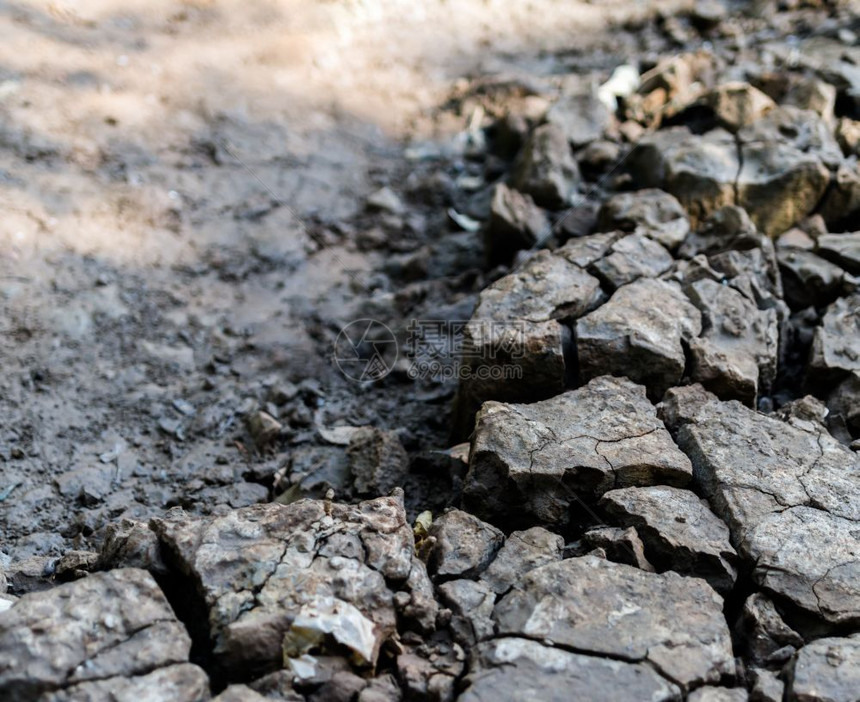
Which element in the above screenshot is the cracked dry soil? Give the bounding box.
[2,0,860,701]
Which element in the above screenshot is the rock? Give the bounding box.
[53,550,98,581]
[735,141,830,238]
[54,464,113,505]
[691,0,727,31]
[437,578,495,646]
[787,635,860,702]
[807,293,860,388]
[600,486,738,594]
[576,278,702,399]
[399,558,438,633]
[704,82,776,132]
[545,89,613,147]
[0,569,196,700]
[581,526,654,572]
[688,688,748,702]
[556,230,620,267]
[647,128,740,229]
[735,107,840,237]
[835,118,860,157]
[637,52,716,123]
[97,518,168,574]
[346,426,408,496]
[366,186,405,214]
[597,188,691,249]
[662,385,860,629]
[461,637,681,702]
[628,127,740,227]
[280,445,352,501]
[778,228,816,250]
[282,597,382,670]
[744,509,860,628]
[632,110,837,236]
[453,249,604,436]
[396,640,464,702]
[749,668,784,702]
[307,671,368,702]
[510,123,581,208]
[246,670,304,700]
[484,183,548,265]
[554,198,599,240]
[480,527,564,595]
[736,593,804,667]
[213,684,271,702]
[785,77,837,122]
[357,674,401,702]
[494,556,734,689]
[427,509,504,580]
[776,395,830,434]
[1,556,56,595]
[817,232,860,275]
[817,162,860,232]
[589,233,674,291]
[709,248,785,315]
[827,372,860,439]
[41,664,210,702]
[679,205,763,259]
[247,410,282,446]
[152,495,434,677]
[618,118,645,142]
[465,375,692,526]
[737,107,843,171]
[777,248,846,309]
[685,277,779,404]
[576,139,622,180]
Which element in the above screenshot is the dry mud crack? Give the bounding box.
[2,1,860,701]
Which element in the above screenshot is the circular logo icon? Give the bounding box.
[333,319,398,382]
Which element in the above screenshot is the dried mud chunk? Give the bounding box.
[545,88,612,148]
[510,123,580,208]
[484,183,548,265]
[589,233,674,291]
[576,278,702,399]
[0,569,193,700]
[685,277,779,405]
[630,127,738,229]
[152,495,428,677]
[600,485,738,594]
[817,232,860,275]
[346,427,409,496]
[41,664,210,702]
[807,293,860,388]
[453,249,603,436]
[736,141,829,238]
[480,527,563,595]
[597,188,690,249]
[427,509,504,580]
[465,375,692,526]
[461,637,681,702]
[787,635,860,702]
[662,385,860,628]
[493,556,734,690]
[736,593,803,667]
[777,248,846,309]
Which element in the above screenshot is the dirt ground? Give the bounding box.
[0,0,693,568]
